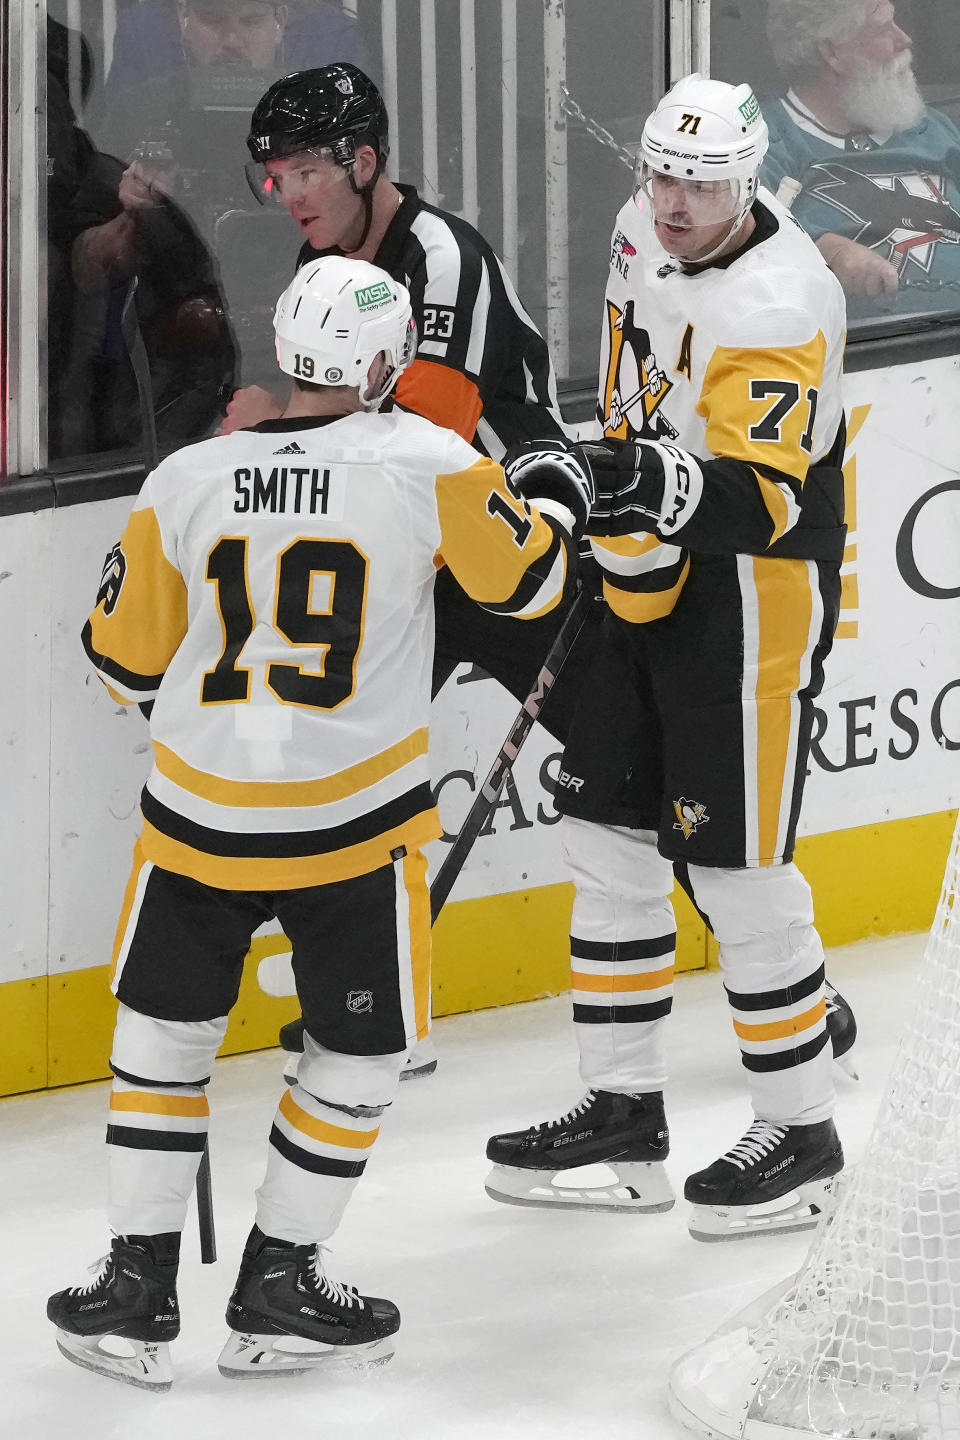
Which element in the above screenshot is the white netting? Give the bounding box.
[741,812,960,1439]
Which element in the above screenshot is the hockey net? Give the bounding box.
[670,810,960,1440]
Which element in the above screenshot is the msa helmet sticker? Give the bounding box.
[355,281,393,310]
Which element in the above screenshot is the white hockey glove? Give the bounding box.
[583,437,703,538]
[501,438,596,540]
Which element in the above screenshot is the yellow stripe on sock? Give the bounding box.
[733,998,826,1043]
[571,966,674,994]
[279,1090,379,1149]
[110,1090,209,1117]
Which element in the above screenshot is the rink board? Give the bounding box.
[1,361,959,1097]
[0,809,954,1096]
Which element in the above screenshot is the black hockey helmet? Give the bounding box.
[246,63,389,169]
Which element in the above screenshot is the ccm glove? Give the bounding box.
[502,438,596,540]
[582,437,704,538]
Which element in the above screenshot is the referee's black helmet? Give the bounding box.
[247,63,389,168]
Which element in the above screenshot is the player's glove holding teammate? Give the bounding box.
[502,436,705,547]
[501,438,596,540]
[580,437,703,539]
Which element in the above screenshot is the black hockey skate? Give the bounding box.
[485,1089,674,1213]
[47,1233,181,1391]
[684,1117,844,1242]
[219,1226,400,1378]
[825,982,859,1077]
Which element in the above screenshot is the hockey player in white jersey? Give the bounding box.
[46,255,590,1389]
[485,75,850,1240]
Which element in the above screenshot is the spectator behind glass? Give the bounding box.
[99,0,374,127]
[90,1,377,391]
[47,18,113,459]
[761,0,960,318]
[94,0,375,197]
[46,16,237,462]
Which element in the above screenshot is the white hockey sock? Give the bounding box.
[106,1005,224,1235]
[107,1077,209,1234]
[562,816,676,1093]
[255,1039,405,1244]
[685,863,834,1125]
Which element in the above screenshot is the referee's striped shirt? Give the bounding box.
[298,184,566,458]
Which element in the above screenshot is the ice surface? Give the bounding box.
[1,933,923,1440]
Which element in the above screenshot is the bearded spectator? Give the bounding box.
[761,0,960,315]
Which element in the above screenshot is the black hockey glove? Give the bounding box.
[581,437,703,539]
[502,438,595,541]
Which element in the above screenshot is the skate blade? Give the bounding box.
[485,1161,675,1214]
[687,1174,841,1243]
[55,1330,173,1391]
[218,1330,394,1379]
[399,1058,437,1081]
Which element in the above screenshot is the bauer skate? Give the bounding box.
[218,1226,400,1378]
[825,981,859,1078]
[684,1117,844,1242]
[484,1089,674,1213]
[47,1233,180,1391]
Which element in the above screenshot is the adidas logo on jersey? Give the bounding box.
[273,441,307,455]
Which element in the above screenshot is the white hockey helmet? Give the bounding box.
[637,73,769,224]
[274,255,416,409]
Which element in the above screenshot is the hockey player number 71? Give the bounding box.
[201,536,368,709]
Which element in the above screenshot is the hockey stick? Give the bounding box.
[196,1145,217,1263]
[429,584,590,921]
[276,583,592,1054]
[121,278,218,1263]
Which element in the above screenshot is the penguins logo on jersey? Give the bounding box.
[600,300,678,441]
[96,542,127,616]
[673,797,710,840]
[806,162,960,276]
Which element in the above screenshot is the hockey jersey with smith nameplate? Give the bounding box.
[594,186,847,622]
[83,411,571,889]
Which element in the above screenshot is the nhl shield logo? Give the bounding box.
[346,989,373,1015]
[673,797,710,840]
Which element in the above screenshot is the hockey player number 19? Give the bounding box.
[201,536,368,710]
[486,468,534,548]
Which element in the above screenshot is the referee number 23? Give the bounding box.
[421,305,456,340]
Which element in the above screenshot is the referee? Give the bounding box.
[226,61,601,731]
